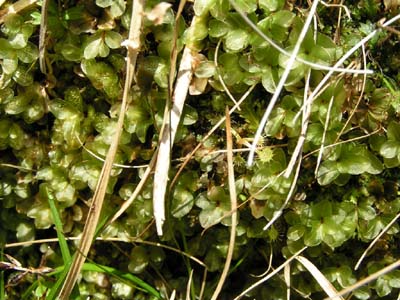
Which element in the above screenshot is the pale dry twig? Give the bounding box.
[210,108,238,300]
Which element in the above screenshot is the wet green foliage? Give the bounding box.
[0,0,400,299]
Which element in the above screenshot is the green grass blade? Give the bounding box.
[46,260,72,300]
[0,248,4,300]
[46,186,72,264]
[21,281,38,300]
[45,260,161,299]
[81,262,161,298]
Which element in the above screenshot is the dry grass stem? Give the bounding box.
[251,245,274,278]
[152,3,193,235]
[185,270,194,300]
[315,95,335,175]
[335,44,368,142]
[320,0,352,20]
[153,45,194,236]
[355,211,400,270]
[38,0,49,74]
[210,108,238,300]
[57,0,144,298]
[234,247,307,300]
[108,154,156,225]
[5,236,207,268]
[169,0,187,94]
[284,69,312,178]
[214,40,241,110]
[303,127,382,159]
[287,20,384,180]
[229,0,371,75]
[77,134,148,169]
[170,84,256,188]
[0,163,34,171]
[295,13,400,121]
[202,168,287,234]
[296,256,344,300]
[247,0,320,166]
[325,258,400,300]
[169,290,176,300]
[199,268,208,300]
[264,156,302,231]
[284,264,291,300]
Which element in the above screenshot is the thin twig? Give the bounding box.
[303,127,382,159]
[5,236,207,268]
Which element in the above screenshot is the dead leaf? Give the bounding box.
[146,2,172,25]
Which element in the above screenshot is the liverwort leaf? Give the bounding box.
[380,140,400,158]
[96,0,113,8]
[2,58,18,75]
[317,160,340,185]
[110,0,126,18]
[224,29,248,52]
[105,31,122,49]
[234,0,257,13]
[84,38,102,59]
[194,0,216,16]
[261,66,279,93]
[258,0,285,12]
[208,19,229,38]
[337,153,370,175]
[171,186,194,218]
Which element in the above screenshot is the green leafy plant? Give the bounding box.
[1,0,400,299]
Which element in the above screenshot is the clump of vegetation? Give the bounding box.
[0,0,400,299]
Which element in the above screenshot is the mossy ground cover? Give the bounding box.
[0,0,400,299]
